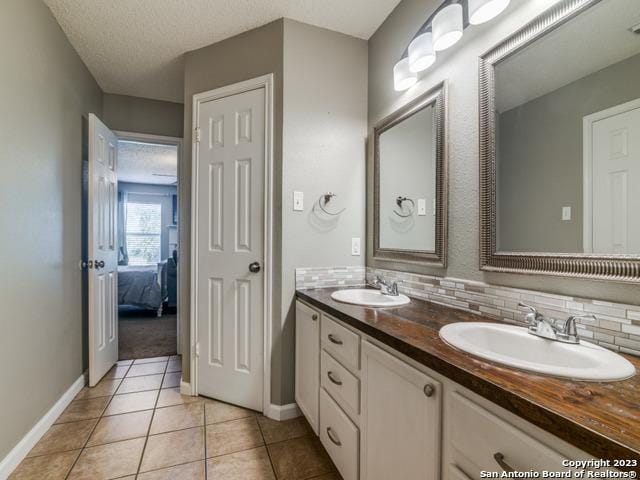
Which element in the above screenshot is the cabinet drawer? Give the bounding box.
[320,388,359,480]
[321,314,360,371]
[449,392,572,478]
[321,350,360,415]
[448,465,473,480]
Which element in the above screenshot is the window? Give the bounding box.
[126,202,162,265]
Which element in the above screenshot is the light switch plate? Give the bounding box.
[562,206,572,221]
[293,191,304,211]
[417,199,427,216]
[351,237,361,256]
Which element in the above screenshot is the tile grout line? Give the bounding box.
[203,397,208,480]
[255,415,279,479]
[63,362,133,479]
[134,360,169,477]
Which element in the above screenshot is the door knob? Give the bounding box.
[94,260,105,269]
[249,262,261,273]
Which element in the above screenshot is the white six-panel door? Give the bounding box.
[88,113,119,386]
[195,88,265,411]
[590,103,640,254]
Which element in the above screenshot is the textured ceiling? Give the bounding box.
[118,141,178,185]
[44,0,401,103]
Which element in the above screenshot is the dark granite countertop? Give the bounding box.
[296,287,640,468]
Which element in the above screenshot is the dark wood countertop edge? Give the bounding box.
[296,289,640,465]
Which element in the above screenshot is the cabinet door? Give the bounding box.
[295,301,320,433]
[361,341,441,480]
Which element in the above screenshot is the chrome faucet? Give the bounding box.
[370,275,399,296]
[518,302,595,344]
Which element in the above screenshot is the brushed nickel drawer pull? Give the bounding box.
[326,427,342,446]
[494,452,515,473]
[328,334,343,345]
[423,384,435,397]
[327,371,342,386]
[312,314,318,321]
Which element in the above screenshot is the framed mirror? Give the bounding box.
[479,0,640,282]
[374,82,448,267]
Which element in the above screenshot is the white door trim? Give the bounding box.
[190,74,274,417]
[582,97,640,252]
[114,130,184,355]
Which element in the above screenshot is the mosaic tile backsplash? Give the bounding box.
[295,266,640,357]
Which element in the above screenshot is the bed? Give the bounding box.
[118,263,167,316]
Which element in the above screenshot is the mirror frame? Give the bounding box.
[479,0,640,283]
[373,82,448,267]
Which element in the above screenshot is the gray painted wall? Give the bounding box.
[0,0,102,460]
[497,53,640,252]
[103,93,184,138]
[281,19,367,404]
[118,182,177,261]
[366,0,640,303]
[182,20,285,393]
[379,105,435,251]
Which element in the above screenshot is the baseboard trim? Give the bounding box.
[0,373,86,479]
[179,380,192,396]
[264,403,301,421]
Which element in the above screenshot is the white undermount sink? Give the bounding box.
[440,322,636,382]
[331,288,410,307]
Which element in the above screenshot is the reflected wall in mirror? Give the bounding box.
[374,83,447,266]
[480,0,640,281]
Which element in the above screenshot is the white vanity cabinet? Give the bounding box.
[294,299,603,480]
[295,300,320,433]
[360,340,441,480]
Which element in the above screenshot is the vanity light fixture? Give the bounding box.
[468,0,510,25]
[409,32,436,72]
[393,57,418,91]
[432,3,464,51]
[393,0,511,90]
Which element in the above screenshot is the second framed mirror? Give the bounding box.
[373,82,448,267]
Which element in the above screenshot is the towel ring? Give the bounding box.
[393,196,415,218]
[317,192,346,216]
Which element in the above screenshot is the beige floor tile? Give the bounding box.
[27,419,97,457]
[56,397,110,424]
[140,426,205,472]
[257,416,312,444]
[117,374,163,394]
[166,359,182,373]
[134,356,169,364]
[9,450,80,480]
[87,410,153,446]
[150,403,204,434]
[206,417,264,458]
[75,379,121,400]
[205,400,255,424]
[103,365,130,379]
[137,460,205,480]
[206,446,275,480]
[126,362,167,377]
[267,435,335,480]
[104,390,158,416]
[156,388,209,408]
[117,360,134,366]
[67,437,145,480]
[162,372,181,388]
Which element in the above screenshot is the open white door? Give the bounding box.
[88,113,119,386]
[194,87,266,411]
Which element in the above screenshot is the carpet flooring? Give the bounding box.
[118,308,177,360]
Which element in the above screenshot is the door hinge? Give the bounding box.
[195,342,200,357]
[194,127,201,143]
